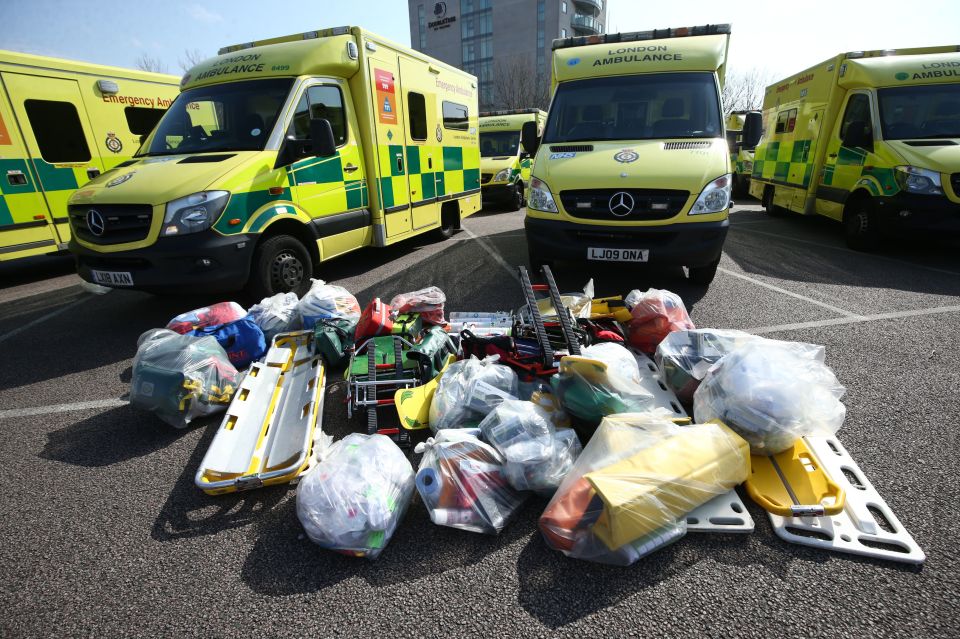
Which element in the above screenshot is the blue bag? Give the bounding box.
[190,315,266,369]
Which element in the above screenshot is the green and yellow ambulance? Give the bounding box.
[0,51,177,262]
[479,109,545,210]
[725,110,760,198]
[68,26,481,296]
[749,46,960,249]
[522,25,733,285]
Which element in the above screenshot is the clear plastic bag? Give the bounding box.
[248,292,302,342]
[296,433,414,560]
[656,330,824,403]
[165,301,247,334]
[550,342,656,426]
[297,279,361,329]
[539,413,750,565]
[414,430,527,534]
[624,288,695,354]
[129,329,239,428]
[478,400,582,496]
[390,286,447,325]
[693,340,845,455]
[537,279,594,320]
[429,356,520,432]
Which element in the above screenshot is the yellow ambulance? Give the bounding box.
[479,109,545,210]
[0,51,177,262]
[522,24,733,285]
[725,110,761,198]
[68,26,481,296]
[749,46,960,249]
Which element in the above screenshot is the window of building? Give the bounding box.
[24,99,91,163]
[562,1,567,13]
[289,85,347,146]
[417,4,426,49]
[408,92,427,141]
[124,106,166,136]
[442,100,469,130]
[561,28,567,38]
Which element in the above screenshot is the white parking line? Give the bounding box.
[461,225,521,282]
[0,296,91,345]
[718,267,864,318]
[747,303,960,335]
[733,226,960,277]
[0,398,127,419]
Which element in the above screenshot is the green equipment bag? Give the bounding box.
[314,317,358,367]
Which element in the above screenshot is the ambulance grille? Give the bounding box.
[559,188,689,221]
[68,204,153,245]
[481,173,493,184]
[549,145,593,152]
[662,141,712,150]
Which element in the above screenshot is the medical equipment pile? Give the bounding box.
[126,267,924,565]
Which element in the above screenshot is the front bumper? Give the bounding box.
[524,215,729,267]
[874,192,960,235]
[481,183,516,202]
[70,231,256,293]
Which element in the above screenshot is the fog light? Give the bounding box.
[899,210,912,217]
[196,258,214,268]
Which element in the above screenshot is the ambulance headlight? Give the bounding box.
[162,191,230,236]
[494,168,511,182]
[689,174,731,215]
[528,177,558,213]
[894,166,942,195]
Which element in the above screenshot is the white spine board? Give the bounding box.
[630,349,688,420]
[767,436,925,564]
[686,490,755,533]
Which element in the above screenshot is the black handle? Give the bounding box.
[395,153,404,174]
[87,167,101,179]
[428,157,433,170]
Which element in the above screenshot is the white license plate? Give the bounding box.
[91,269,133,286]
[587,247,649,262]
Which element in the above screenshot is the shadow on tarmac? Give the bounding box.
[0,252,75,291]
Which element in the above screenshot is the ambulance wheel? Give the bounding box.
[248,234,313,298]
[733,175,749,199]
[761,185,781,216]
[687,258,719,285]
[434,205,460,240]
[509,181,524,211]
[843,200,880,251]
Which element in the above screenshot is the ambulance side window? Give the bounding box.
[442,101,469,131]
[774,111,789,134]
[289,85,347,146]
[840,94,872,142]
[408,92,427,141]
[124,107,167,136]
[24,99,91,163]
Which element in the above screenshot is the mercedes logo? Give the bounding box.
[86,209,106,236]
[608,191,635,216]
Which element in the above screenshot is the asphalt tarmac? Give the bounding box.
[1,200,957,638]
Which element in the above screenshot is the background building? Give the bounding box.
[408,0,607,110]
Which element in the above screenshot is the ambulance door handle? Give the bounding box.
[87,167,101,179]
[395,153,404,174]
[6,170,27,186]
[344,163,359,173]
[828,153,837,158]
[428,157,433,170]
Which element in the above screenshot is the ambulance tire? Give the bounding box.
[433,204,460,240]
[509,181,524,211]
[248,234,313,299]
[761,185,781,216]
[732,175,749,199]
[687,258,720,285]
[843,198,880,251]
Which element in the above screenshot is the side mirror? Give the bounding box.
[310,118,337,158]
[521,120,540,156]
[842,120,872,150]
[742,112,763,150]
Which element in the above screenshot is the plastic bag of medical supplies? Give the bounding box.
[187,315,266,370]
[429,356,520,432]
[296,433,414,559]
[248,292,301,342]
[693,340,844,455]
[129,329,239,428]
[165,301,247,334]
[624,288,695,354]
[656,330,826,404]
[550,342,656,427]
[390,286,447,325]
[297,279,361,329]
[415,429,527,534]
[479,400,581,496]
[539,412,750,565]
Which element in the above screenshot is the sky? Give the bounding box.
[2,0,958,80]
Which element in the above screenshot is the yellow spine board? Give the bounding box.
[744,437,846,516]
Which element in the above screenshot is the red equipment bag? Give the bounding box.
[355,298,394,340]
[626,289,695,354]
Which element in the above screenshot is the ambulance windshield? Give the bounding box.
[878,84,960,140]
[139,78,293,156]
[480,131,521,157]
[542,72,721,143]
